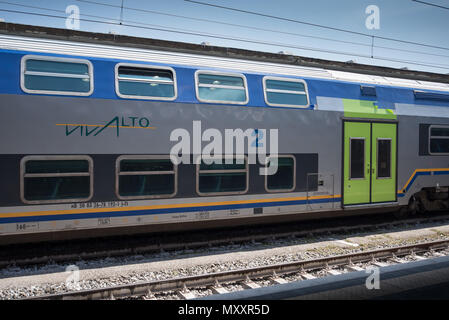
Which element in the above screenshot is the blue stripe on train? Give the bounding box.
[0,197,341,224]
[1,49,449,109]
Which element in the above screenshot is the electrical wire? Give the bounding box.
[0,7,448,71]
[185,0,449,52]
[412,0,449,11]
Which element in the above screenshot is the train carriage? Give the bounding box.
[1,22,449,244]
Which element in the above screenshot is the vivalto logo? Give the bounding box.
[57,116,155,137]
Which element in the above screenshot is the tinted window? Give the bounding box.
[197,73,247,103]
[22,157,92,203]
[264,78,308,107]
[198,157,247,194]
[431,127,449,137]
[26,160,89,174]
[429,126,449,154]
[430,139,449,153]
[266,157,295,191]
[377,139,391,178]
[198,172,247,193]
[117,66,175,99]
[24,176,90,201]
[350,139,365,179]
[117,158,176,198]
[23,58,92,94]
[119,175,175,197]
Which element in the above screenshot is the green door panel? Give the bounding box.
[343,122,371,205]
[371,123,397,203]
[343,121,397,206]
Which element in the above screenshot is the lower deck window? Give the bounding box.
[429,126,449,154]
[197,157,248,195]
[265,156,296,192]
[117,157,177,199]
[21,156,93,203]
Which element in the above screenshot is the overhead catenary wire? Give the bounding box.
[0,7,449,71]
[73,0,449,60]
[2,0,449,60]
[412,0,449,11]
[184,0,449,52]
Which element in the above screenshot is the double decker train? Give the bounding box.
[1,22,449,244]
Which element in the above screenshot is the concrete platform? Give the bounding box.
[200,255,449,300]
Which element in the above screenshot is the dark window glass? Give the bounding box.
[267,157,295,190]
[377,139,391,178]
[117,66,175,98]
[350,139,365,179]
[120,159,173,172]
[198,158,247,194]
[430,138,449,153]
[24,176,90,201]
[431,127,449,137]
[118,67,173,82]
[198,172,246,193]
[26,160,89,174]
[119,175,175,197]
[23,159,91,202]
[199,160,245,171]
[118,158,175,197]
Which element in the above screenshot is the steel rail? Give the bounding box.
[26,238,449,300]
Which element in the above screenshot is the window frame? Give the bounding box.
[20,155,94,204]
[115,155,178,200]
[196,155,249,196]
[20,55,94,96]
[428,125,449,155]
[114,63,178,101]
[194,70,249,105]
[262,76,310,108]
[264,155,296,193]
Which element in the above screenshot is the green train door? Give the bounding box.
[343,121,397,206]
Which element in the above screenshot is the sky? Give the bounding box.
[0,0,448,74]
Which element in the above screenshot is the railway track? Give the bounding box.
[2,212,449,269]
[25,239,449,300]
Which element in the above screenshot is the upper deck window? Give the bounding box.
[263,77,309,108]
[195,71,248,104]
[115,64,177,100]
[21,55,93,96]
